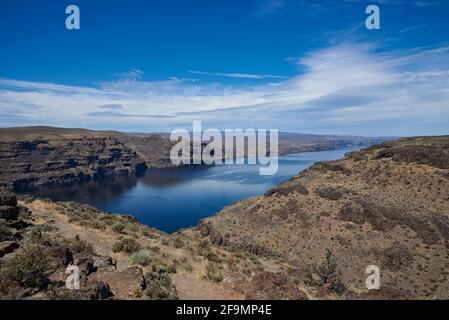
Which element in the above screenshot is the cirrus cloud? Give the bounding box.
[1,42,448,136]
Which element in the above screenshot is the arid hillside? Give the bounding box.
[194,136,449,299]
[0,192,308,300]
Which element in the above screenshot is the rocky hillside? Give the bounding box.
[194,136,449,299]
[0,191,305,300]
[0,127,154,190]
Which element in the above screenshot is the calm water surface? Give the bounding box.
[19,147,359,232]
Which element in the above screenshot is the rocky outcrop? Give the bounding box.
[0,241,19,258]
[0,192,25,258]
[0,136,147,190]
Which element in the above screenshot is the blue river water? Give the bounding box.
[20,147,359,233]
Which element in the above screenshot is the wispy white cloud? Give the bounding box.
[1,43,448,135]
[116,67,144,81]
[188,70,287,80]
[252,0,286,16]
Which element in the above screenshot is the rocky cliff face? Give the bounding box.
[194,136,449,299]
[0,136,147,190]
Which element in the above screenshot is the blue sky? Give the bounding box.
[0,0,448,136]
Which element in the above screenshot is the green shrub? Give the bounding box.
[64,235,94,255]
[313,249,346,294]
[202,262,223,283]
[172,236,184,248]
[130,249,152,266]
[128,223,139,232]
[160,237,170,246]
[141,226,158,239]
[167,263,177,274]
[201,248,222,263]
[112,223,125,233]
[1,245,52,288]
[314,249,338,285]
[112,237,141,254]
[144,267,178,300]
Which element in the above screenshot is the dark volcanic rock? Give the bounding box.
[81,281,112,300]
[316,187,343,201]
[0,136,147,190]
[0,191,18,206]
[0,241,20,257]
[0,205,20,220]
[265,179,309,197]
[374,145,449,169]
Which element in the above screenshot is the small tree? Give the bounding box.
[313,249,346,294]
[314,249,337,284]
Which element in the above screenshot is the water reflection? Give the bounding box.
[18,147,360,233]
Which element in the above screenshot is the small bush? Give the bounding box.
[314,249,338,285]
[1,245,52,288]
[65,235,94,255]
[130,249,152,266]
[202,262,223,283]
[141,227,158,239]
[144,267,178,300]
[313,249,346,295]
[112,237,141,254]
[201,248,222,263]
[167,263,177,274]
[112,223,125,233]
[172,236,184,249]
[160,237,170,246]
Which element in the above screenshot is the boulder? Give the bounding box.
[0,206,19,221]
[0,241,20,258]
[93,255,117,271]
[81,281,112,300]
[316,187,343,201]
[0,191,17,207]
[73,253,96,276]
